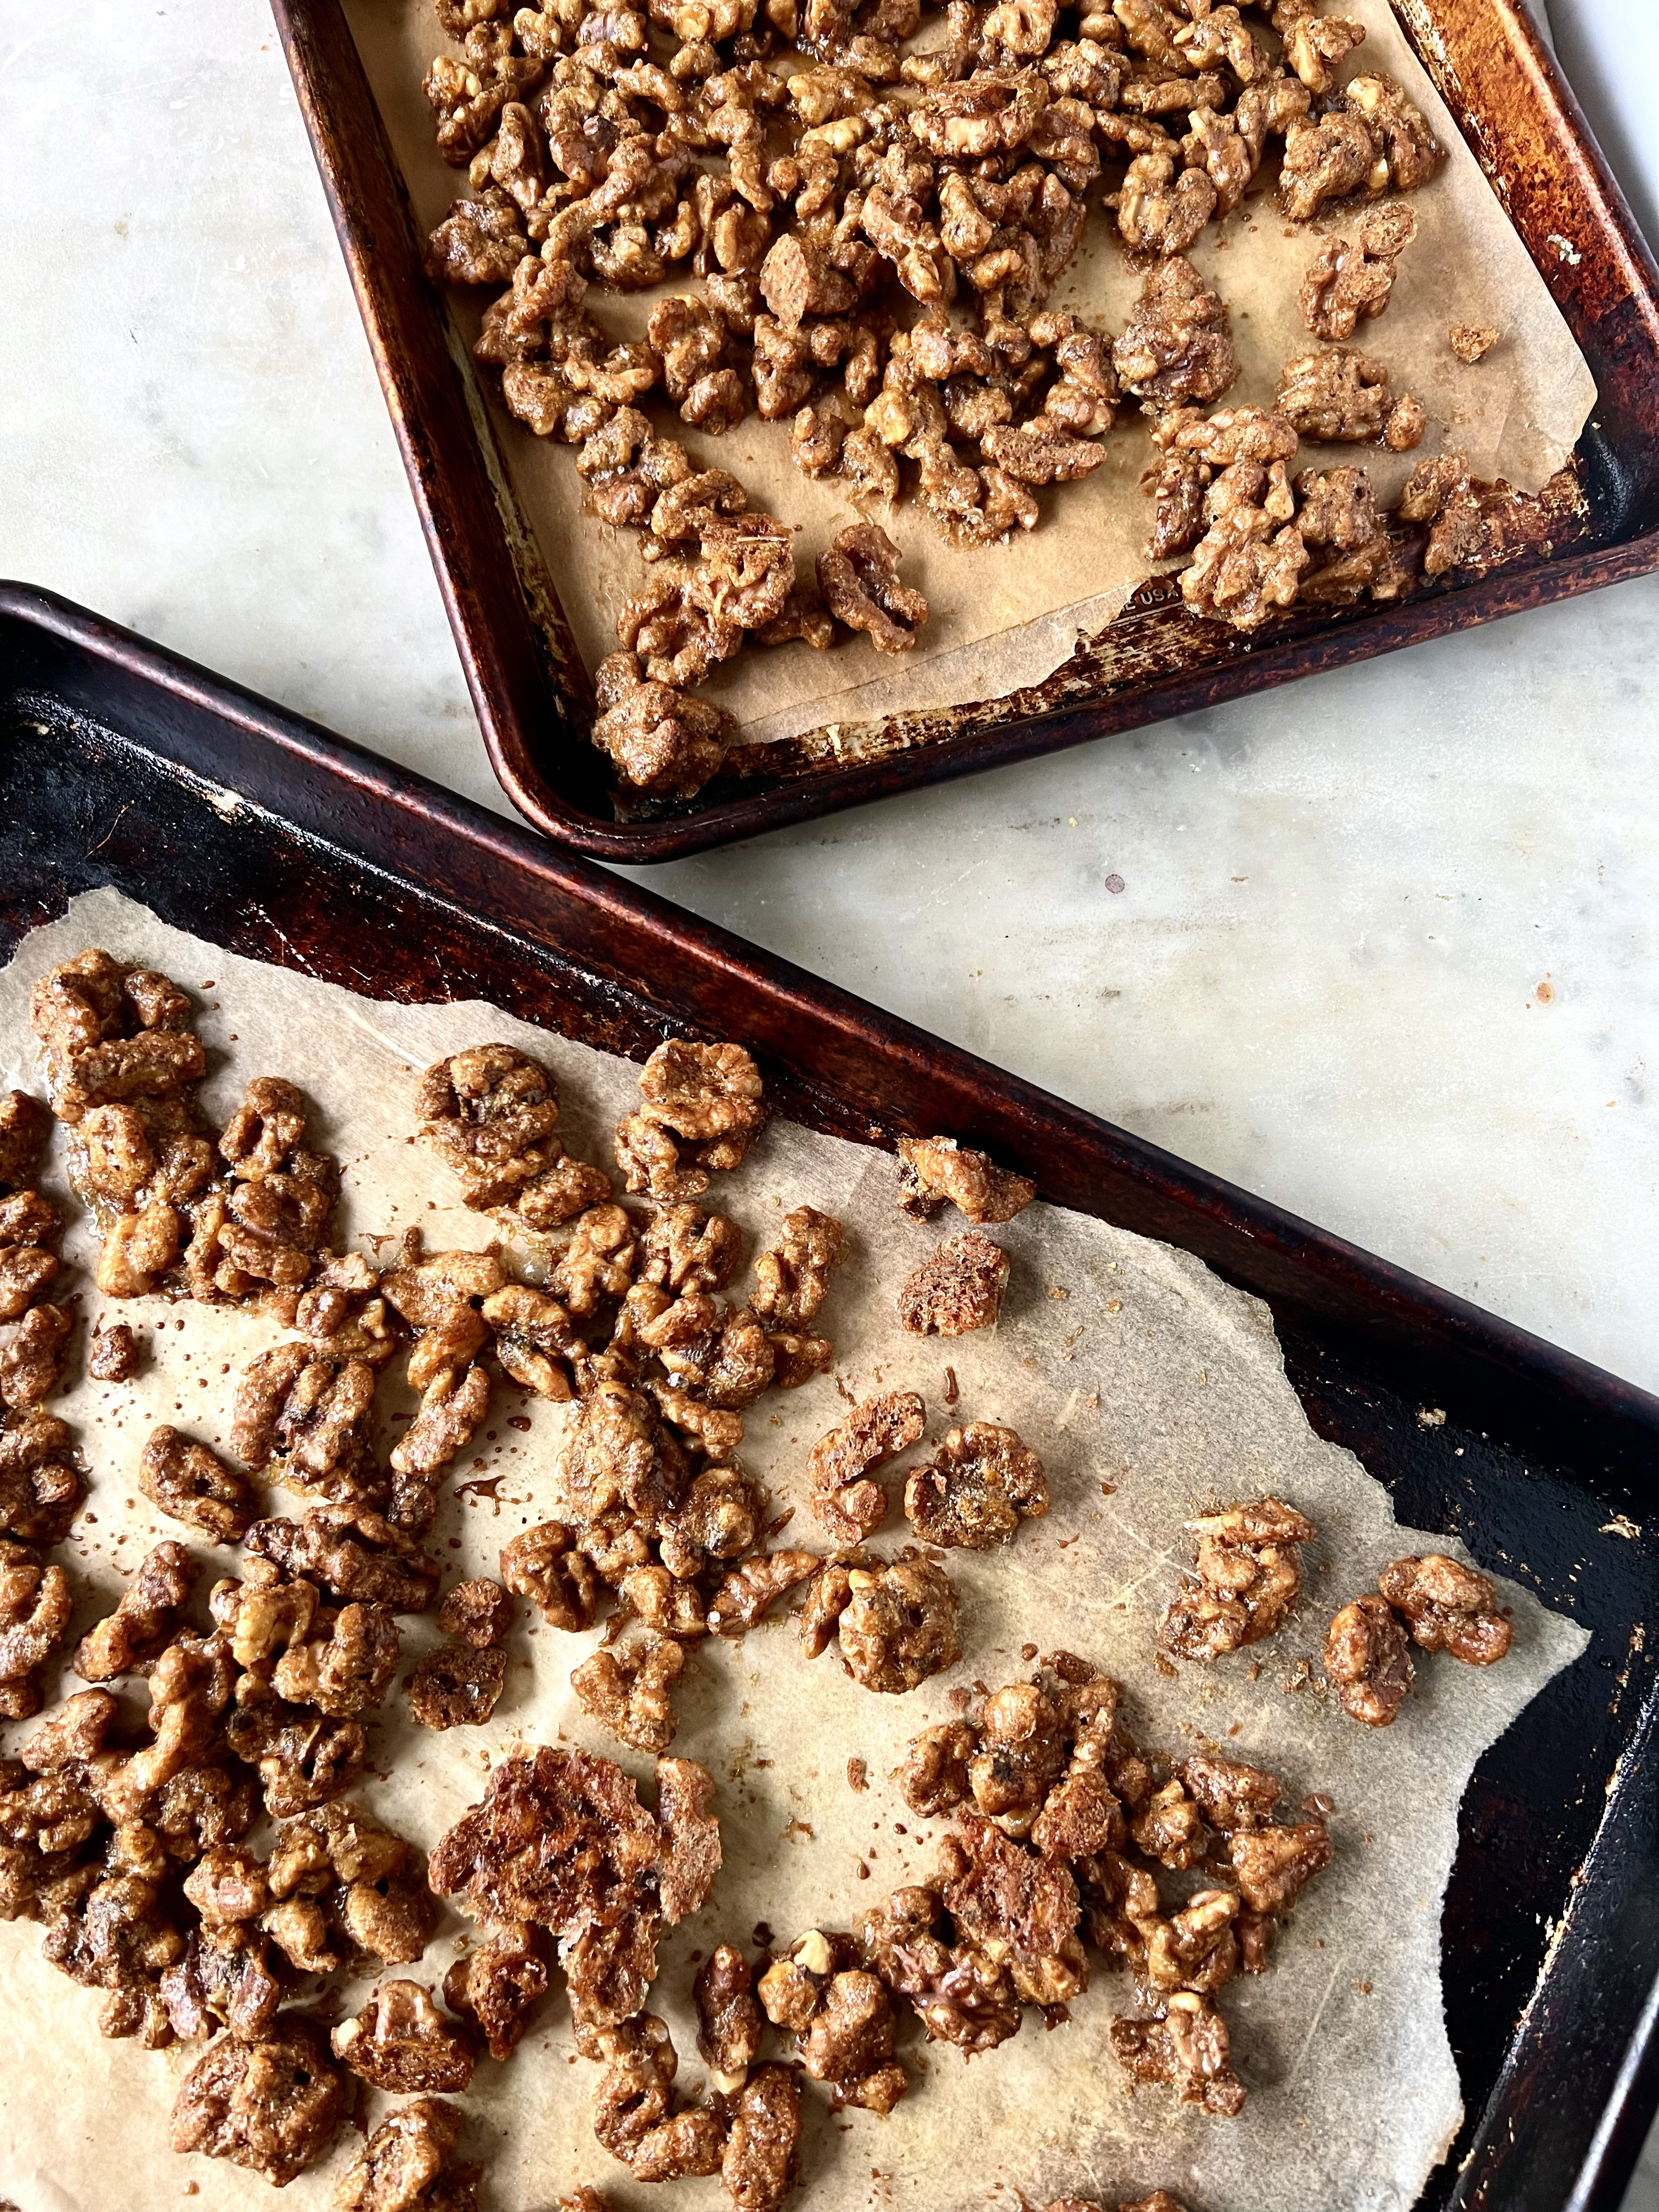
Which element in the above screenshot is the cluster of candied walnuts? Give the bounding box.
[413,0,1548,802]
[1,944,1517,2207]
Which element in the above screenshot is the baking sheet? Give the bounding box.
[0,888,1588,2212]
[344,0,1597,751]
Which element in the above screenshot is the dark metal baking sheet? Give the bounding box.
[3,579,1657,2208]
[270,0,1659,861]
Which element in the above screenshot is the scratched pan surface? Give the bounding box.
[269,0,1659,861]
[3,581,1658,2207]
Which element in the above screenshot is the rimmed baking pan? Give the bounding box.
[269,0,1659,862]
[3,578,1657,2205]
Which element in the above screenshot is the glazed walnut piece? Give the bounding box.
[1451,323,1500,364]
[332,1979,477,2094]
[0,1410,84,1545]
[896,1134,1035,1224]
[416,1041,611,1228]
[696,1942,764,2086]
[443,1920,552,2061]
[407,1640,509,1729]
[264,1799,438,1971]
[749,1205,847,1333]
[0,1541,73,1720]
[1276,346,1424,451]
[897,1231,1010,1336]
[428,1746,722,2020]
[834,1553,961,1693]
[169,2013,348,2187]
[1159,1497,1314,1660]
[817,523,929,654]
[0,1088,51,1192]
[1228,1816,1333,1915]
[1112,256,1238,414]
[1378,1553,1514,1664]
[244,1505,442,1613]
[723,2063,802,2212]
[232,1344,381,1504]
[616,1040,766,1203]
[335,2096,479,2212]
[1326,1593,1413,1726]
[905,1422,1048,1549]
[0,1299,74,1411]
[138,1426,259,1544]
[1108,1991,1245,2116]
[75,1539,195,1681]
[27,948,203,1125]
[438,1576,513,1648]
[808,1389,925,1542]
[572,1631,686,1753]
[1300,203,1418,343]
[501,1520,600,1629]
[591,659,736,801]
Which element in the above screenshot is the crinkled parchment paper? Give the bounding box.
[0,890,1588,2212]
[345,0,1595,749]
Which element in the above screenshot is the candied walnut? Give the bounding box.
[640,1290,777,1408]
[0,1410,79,1548]
[29,949,202,1124]
[428,1745,721,1957]
[1180,505,1308,632]
[1108,1991,1245,2116]
[895,1134,1034,1224]
[1111,256,1237,413]
[1378,1553,1514,1664]
[896,1230,1009,1336]
[75,1539,195,1680]
[817,522,928,654]
[938,1810,1082,1994]
[0,1297,73,1409]
[233,1344,380,1500]
[573,1631,685,1753]
[1143,1887,1241,1996]
[1451,322,1500,364]
[709,1548,821,1634]
[723,2064,801,2212]
[981,415,1105,486]
[183,1846,271,1928]
[1166,404,1299,471]
[1326,1593,1413,1726]
[1159,1497,1313,1658]
[161,1924,283,2044]
[1284,9,1365,92]
[335,2095,479,2212]
[964,1681,1069,1836]
[210,1558,319,1673]
[415,1042,602,1227]
[1116,149,1217,258]
[332,1979,477,2094]
[835,1554,960,1693]
[227,1679,369,1819]
[749,1204,848,1330]
[808,1389,923,1543]
[622,1040,766,1203]
[1178,1753,1280,1831]
[896,1718,979,1817]
[1300,202,1417,342]
[88,1320,138,1381]
[41,1867,189,2042]
[0,1089,50,1192]
[246,1505,441,1613]
[1279,109,1378,222]
[592,665,735,802]
[424,24,545,165]
[393,1357,491,1482]
[169,2015,348,2187]
[550,1203,638,1319]
[1131,1778,1209,1870]
[407,1639,507,1730]
[1228,1818,1332,1913]
[501,1520,601,1632]
[138,1425,258,1544]
[696,1942,764,2085]
[443,1919,551,2059]
[798,1967,906,2112]
[438,1577,513,1649]
[425,189,527,285]
[0,1542,72,1717]
[1342,73,1443,193]
[904,1421,1047,1549]
[557,1375,687,1527]
[1384,393,1426,450]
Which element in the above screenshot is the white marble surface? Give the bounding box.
[2,1,1659,2196]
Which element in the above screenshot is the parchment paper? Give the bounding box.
[346,0,1596,749]
[0,890,1588,2212]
